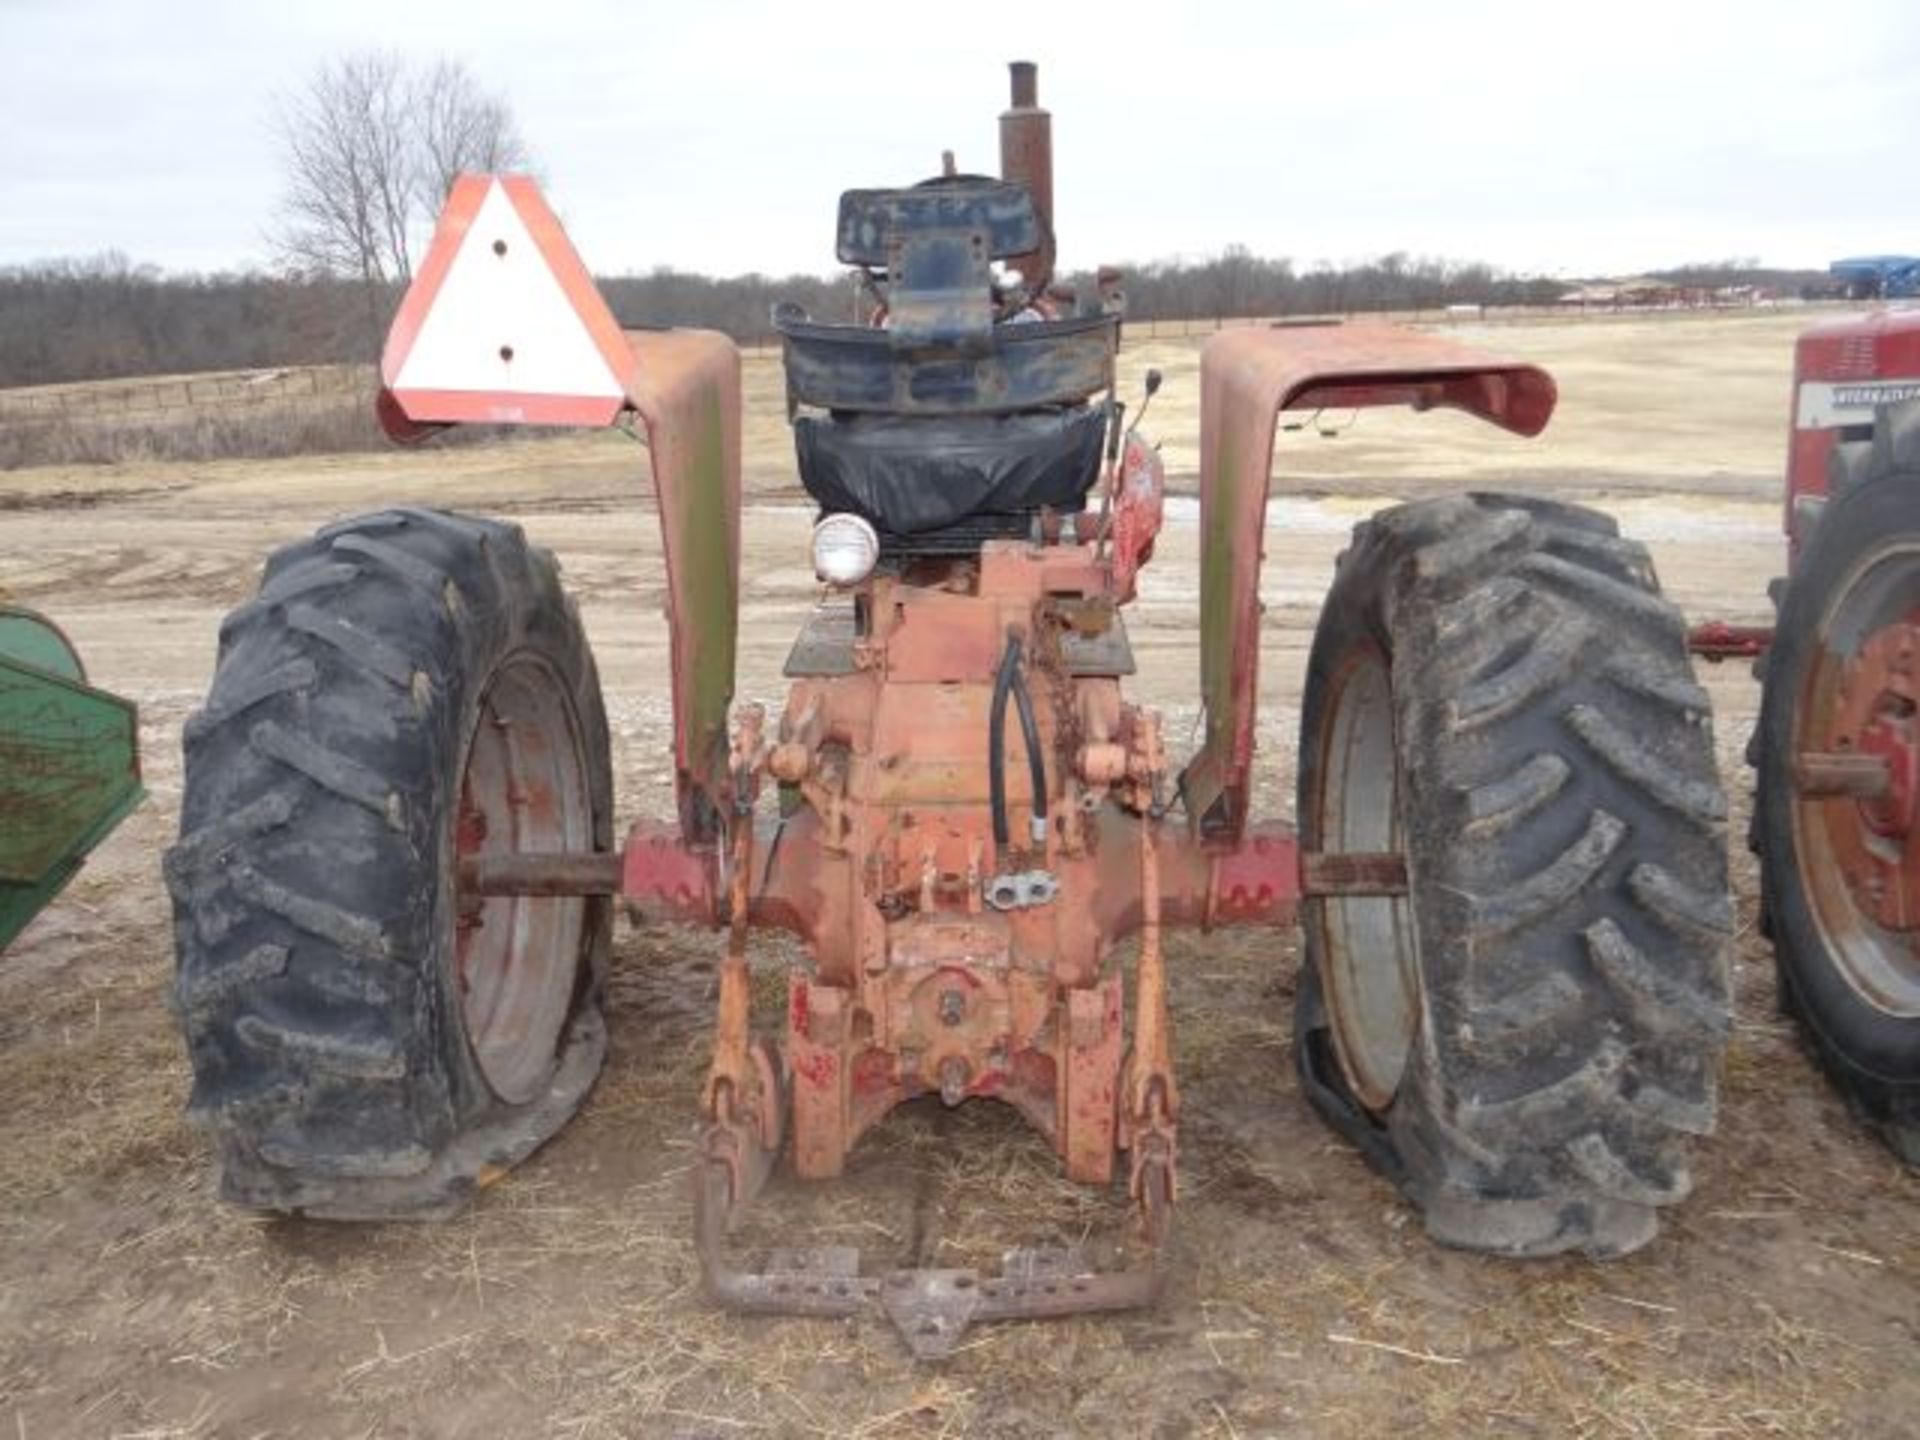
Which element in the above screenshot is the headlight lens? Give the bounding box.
[811,513,879,585]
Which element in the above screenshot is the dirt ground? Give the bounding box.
[2,308,1916,1438]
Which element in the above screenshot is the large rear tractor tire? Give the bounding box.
[167,508,613,1218]
[1296,494,1733,1257]
[1752,404,1920,1167]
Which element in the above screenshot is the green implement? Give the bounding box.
[0,605,143,952]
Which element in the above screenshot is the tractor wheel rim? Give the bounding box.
[1794,543,1920,1017]
[454,651,594,1102]
[1315,649,1419,1109]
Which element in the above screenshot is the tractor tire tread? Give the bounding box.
[1452,610,1592,731]
[1461,753,1572,836]
[1563,704,1727,829]
[249,719,400,823]
[283,603,417,690]
[1297,492,1731,1258]
[1518,550,1688,642]
[1626,861,1736,938]
[1602,654,1712,718]
[183,659,319,746]
[169,508,612,1218]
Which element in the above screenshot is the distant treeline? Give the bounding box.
[1079,248,1555,320]
[0,250,1831,390]
[0,257,375,388]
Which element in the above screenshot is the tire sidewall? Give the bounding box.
[1298,524,1436,1139]
[1758,471,1920,1080]
[439,570,613,1122]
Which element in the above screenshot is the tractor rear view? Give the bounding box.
[167,64,1733,1353]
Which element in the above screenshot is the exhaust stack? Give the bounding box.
[999,60,1054,286]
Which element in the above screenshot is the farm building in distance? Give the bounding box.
[1558,277,1771,309]
[1560,277,1687,307]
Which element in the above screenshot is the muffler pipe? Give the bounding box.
[999,60,1054,289]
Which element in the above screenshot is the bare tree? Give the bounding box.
[271,52,531,348]
[415,59,530,211]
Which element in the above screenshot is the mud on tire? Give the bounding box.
[167,508,613,1218]
[1296,493,1733,1257]
[1751,403,1920,1166]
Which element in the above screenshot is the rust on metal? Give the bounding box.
[1792,752,1893,799]
[686,676,1179,1355]
[693,1156,1168,1359]
[998,60,1053,290]
[0,604,145,953]
[1688,620,1774,662]
[1798,611,1920,935]
[1106,430,1165,604]
[1121,709,1180,1223]
[1205,826,1302,927]
[682,534,1234,1346]
[1299,851,1409,896]
[451,655,597,1104]
[695,705,786,1248]
[457,850,623,896]
[1181,323,1557,842]
[619,818,718,923]
[624,329,743,845]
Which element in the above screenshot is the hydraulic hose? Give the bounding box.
[1010,665,1048,845]
[989,630,1050,855]
[990,632,1019,850]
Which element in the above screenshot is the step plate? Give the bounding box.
[784,600,1136,678]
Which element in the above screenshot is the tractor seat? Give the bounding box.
[775,178,1118,418]
[795,406,1106,540]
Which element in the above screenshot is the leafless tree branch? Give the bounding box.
[269,52,533,350]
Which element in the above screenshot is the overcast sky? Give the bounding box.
[2,0,1915,281]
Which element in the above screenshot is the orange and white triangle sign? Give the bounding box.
[381,175,635,427]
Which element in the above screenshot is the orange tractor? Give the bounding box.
[168,65,1733,1352]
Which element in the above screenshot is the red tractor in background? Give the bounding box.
[166,64,1733,1353]
[1734,308,1920,1165]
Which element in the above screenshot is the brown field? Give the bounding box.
[2,306,1916,1438]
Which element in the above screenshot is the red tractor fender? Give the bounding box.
[1783,308,1920,558]
[1178,322,1557,841]
[377,175,742,844]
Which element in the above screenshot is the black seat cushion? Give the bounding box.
[794,407,1106,536]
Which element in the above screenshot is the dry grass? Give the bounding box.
[0,399,582,472]
[0,952,195,1211]
[4,696,1914,1438]
[0,397,389,470]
